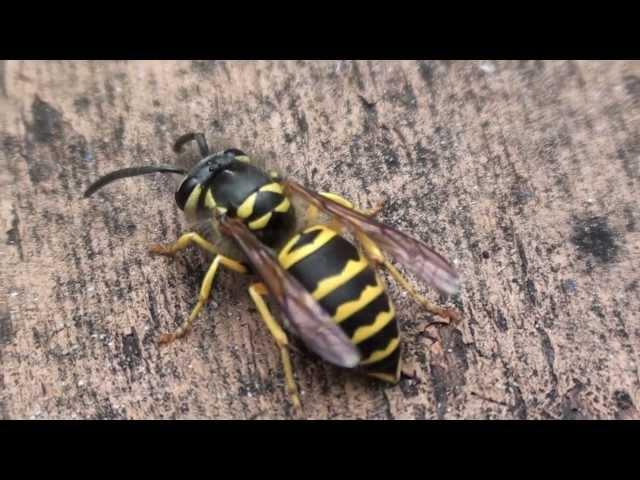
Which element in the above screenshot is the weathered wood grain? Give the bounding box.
[0,60,638,419]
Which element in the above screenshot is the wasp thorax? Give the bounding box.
[175,149,262,220]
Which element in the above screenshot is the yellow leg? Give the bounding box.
[149,232,220,257]
[248,282,301,409]
[383,261,460,323]
[159,255,248,344]
[319,192,384,217]
[356,232,460,323]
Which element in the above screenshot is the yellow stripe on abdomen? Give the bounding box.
[278,226,337,270]
[367,372,399,383]
[359,337,400,365]
[312,256,369,301]
[351,304,395,344]
[333,281,384,323]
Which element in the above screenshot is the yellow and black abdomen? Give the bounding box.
[278,225,402,382]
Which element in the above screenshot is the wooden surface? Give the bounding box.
[0,60,638,419]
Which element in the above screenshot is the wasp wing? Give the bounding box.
[219,216,361,368]
[285,180,461,296]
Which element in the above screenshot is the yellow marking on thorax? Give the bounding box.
[333,280,384,323]
[249,211,272,230]
[260,182,284,194]
[236,155,251,163]
[204,190,216,209]
[275,197,290,212]
[312,256,369,301]
[237,192,257,219]
[278,226,337,270]
[351,303,395,344]
[185,184,203,219]
[359,337,400,365]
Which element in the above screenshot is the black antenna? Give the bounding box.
[173,132,210,157]
[84,165,187,198]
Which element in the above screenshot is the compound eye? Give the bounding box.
[175,175,199,210]
[224,148,246,157]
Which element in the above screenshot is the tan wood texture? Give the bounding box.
[0,60,638,419]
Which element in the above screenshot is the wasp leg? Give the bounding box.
[159,255,248,344]
[319,192,384,217]
[382,261,460,324]
[356,232,460,324]
[149,232,220,257]
[248,282,301,409]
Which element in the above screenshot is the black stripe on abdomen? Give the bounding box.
[361,341,402,377]
[335,292,390,339]
[356,316,399,361]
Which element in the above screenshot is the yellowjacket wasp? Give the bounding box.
[84,132,461,408]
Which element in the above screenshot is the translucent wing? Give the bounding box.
[284,179,461,295]
[218,216,361,368]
